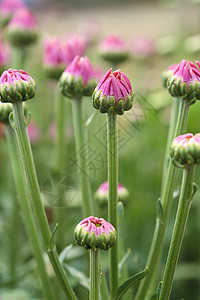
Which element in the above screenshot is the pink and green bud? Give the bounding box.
[43,37,66,80]
[59,55,97,98]
[7,7,38,47]
[0,0,26,26]
[95,181,129,207]
[99,35,129,65]
[167,59,200,101]
[0,101,12,123]
[92,68,134,115]
[0,68,35,103]
[170,133,200,166]
[161,63,178,88]
[74,216,117,250]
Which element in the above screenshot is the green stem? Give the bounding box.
[159,166,195,300]
[6,125,54,300]
[54,86,67,248]
[11,102,77,300]
[9,193,18,281]
[161,98,179,193]
[71,98,93,217]
[135,99,190,300]
[90,249,100,300]
[107,110,118,298]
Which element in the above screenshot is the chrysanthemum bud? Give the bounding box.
[99,35,129,65]
[74,216,117,250]
[95,181,129,207]
[59,55,96,98]
[167,59,200,101]
[0,68,36,103]
[0,0,26,26]
[131,36,155,59]
[92,68,134,115]
[170,133,200,166]
[0,101,12,123]
[161,63,177,88]
[7,8,38,47]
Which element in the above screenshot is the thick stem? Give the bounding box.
[107,110,118,298]
[159,166,195,300]
[135,99,190,300]
[71,98,93,217]
[90,249,100,300]
[6,125,54,300]
[11,102,77,300]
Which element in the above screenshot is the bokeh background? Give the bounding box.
[0,0,200,299]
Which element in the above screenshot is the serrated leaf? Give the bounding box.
[113,267,149,300]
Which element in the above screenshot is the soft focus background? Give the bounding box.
[0,0,200,299]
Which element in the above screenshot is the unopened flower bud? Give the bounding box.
[74,216,117,250]
[0,0,26,26]
[99,35,129,65]
[167,59,200,101]
[170,133,200,166]
[0,101,12,123]
[92,68,134,115]
[0,68,36,103]
[95,181,129,207]
[59,55,96,98]
[7,8,38,47]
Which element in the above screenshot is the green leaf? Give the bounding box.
[118,248,131,277]
[64,263,89,291]
[113,267,149,300]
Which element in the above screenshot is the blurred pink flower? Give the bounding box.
[0,0,26,15]
[8,7,37,30]
[27,121,41,144]
[131,36,155,58]
[43,37,64,67]
[100,34,128,53]
[79,19,101,46]
[48,122,73,142]
[61,34,86,65]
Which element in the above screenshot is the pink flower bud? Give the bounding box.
[61,34,86,65]
[95,181,129,207]
[0,68,36,103]
[74,216,117,250]
[167,59,200,101]
[7,8,38,47]
[170,133,200,166]
[0,0,26,25]
[59,55,96,98]
[99,34,129,65]
[93,68,134,115]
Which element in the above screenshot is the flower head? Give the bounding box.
[161,63,178,88]
[7,7,38,47]
[43,37,66,79]
[59,55,97,98]
[170,133,200,166]
[99,34,129,65]
[0,68,36,103]
[92,68,134,115]
[0,0,26,25]
[61,35,86,65]
[95,181,129,207]
[74,216,117,250]
[131,36,155,59]
[167,59,200,101]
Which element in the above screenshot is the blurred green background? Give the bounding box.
[0,0,200,299]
